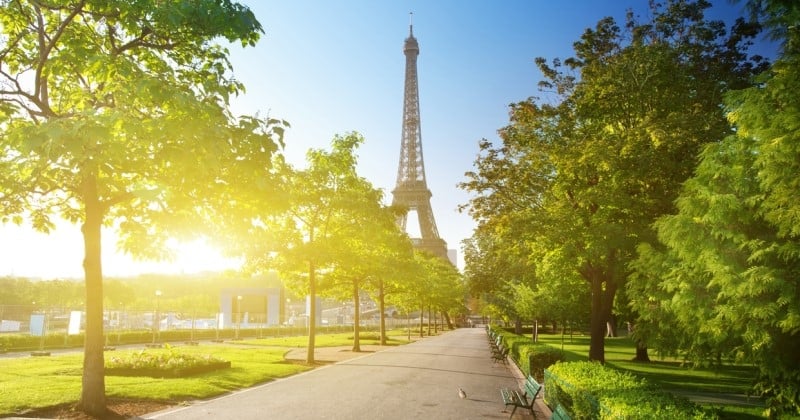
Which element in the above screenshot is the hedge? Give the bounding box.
[0,324,363,352]
[487,325,566,381]
[545,361,716,419]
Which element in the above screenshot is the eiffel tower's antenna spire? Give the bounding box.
[409,11,413,36]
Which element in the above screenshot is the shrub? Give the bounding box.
[490,327,565,381]
[106,344,227,371]
[527,346,566,383]
[546,362,716,419]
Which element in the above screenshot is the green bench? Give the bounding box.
[500,374,541,418]
[551,403,570,420]
[492,344,509,364]
[488,333,507,364]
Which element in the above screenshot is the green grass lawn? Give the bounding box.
[0,330,408,416]
[237,329,414,347]
[535,334,756,393]
[533,332,767,419]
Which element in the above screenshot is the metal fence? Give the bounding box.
[1,304,419,336]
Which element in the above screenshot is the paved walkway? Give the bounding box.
[144,328,547,419]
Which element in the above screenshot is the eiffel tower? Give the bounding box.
[391,20,448,260]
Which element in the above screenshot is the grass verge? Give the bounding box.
[532,332,766,419]
[0,329,410,416]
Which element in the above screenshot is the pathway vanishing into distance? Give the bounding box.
[144,328,545,419]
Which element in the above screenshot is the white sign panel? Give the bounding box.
[267,293,280,326]
[0,320,21,332]
[29,314,46,336]
[68,311,82,335]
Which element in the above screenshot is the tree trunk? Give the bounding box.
[606,314,618,337]
[352,279,361,352]
[514,317,522,335]
[444,312,453,329]
[418,303,424,338]
[407,312,411,341]
[378,279,387,345]
[589,275,606,363]
[633,341,651,362]
[79,174,107,417]
[306,261,316,364]
[433,309,438,334]
[584,260,618,364]
[427,305,432,336]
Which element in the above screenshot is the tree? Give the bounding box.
[386,251,428,337]
[372,222,416,345]
[345,205,415,346]
[632,132,800,415]
[103,279,136,309]
[460,165,544,334]
[244,133,376,364]
[531,247,591,336]
[0,1,282,415]
[461,0,764,362]
[628,1,800,414]
[323,182,409,352]
[416,251,465,331]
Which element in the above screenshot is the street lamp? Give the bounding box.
[235,295,243,340]
[152,290,162,345]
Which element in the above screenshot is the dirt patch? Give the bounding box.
[16,398,175,419]
[283,344,385,363]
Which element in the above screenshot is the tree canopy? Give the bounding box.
[460,0,764,362]
[0,1,281,415]
[627,0,800,414]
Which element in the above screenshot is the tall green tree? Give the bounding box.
[385,252,424,335]
[0,1,282,415]
[629,1,800,414]
[323,186,410,351]
[245,133,375,364]
[460,144,545,333]
[461,0,764,362]
[372,218,416,345]
[416,251,465,329]
[349,205,415,346]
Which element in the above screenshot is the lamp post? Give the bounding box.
[152,290,162,345]
[235,295,242,340]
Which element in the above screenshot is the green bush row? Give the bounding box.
[487,325,566,382]
[0,324,361,352]
[546,361,716,419]
[0,333,84,351]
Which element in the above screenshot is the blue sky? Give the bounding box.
[225,0,762,266]
[1,0,769,278]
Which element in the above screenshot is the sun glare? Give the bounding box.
[0,222,241,279]
[160,238,242,275]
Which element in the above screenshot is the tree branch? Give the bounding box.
[31,0,87,117]
[101,191,136,213]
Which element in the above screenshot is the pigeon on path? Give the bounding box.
[458,387,467,399]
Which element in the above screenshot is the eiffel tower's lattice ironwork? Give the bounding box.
[391,22,448,260]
